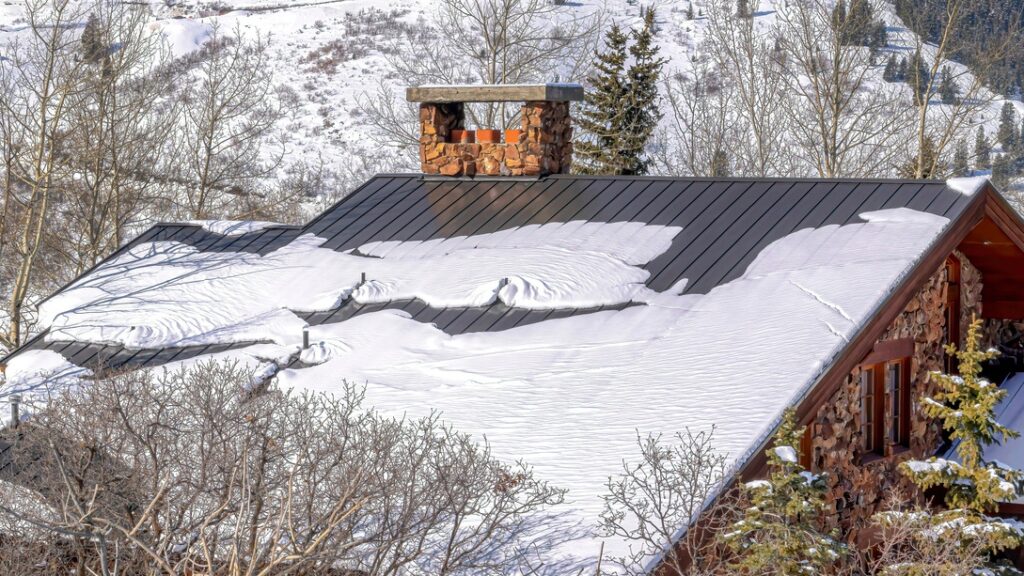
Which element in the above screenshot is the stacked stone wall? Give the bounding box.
[807,252,984,544]
[418,101,573,177]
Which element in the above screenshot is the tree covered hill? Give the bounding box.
[895,0,1024,95]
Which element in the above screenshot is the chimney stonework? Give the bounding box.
[407,84,583,177]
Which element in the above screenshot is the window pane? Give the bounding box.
[861,370,874,452]
[888,363,901,444]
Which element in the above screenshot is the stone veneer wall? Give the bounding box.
[418,101,573,177]
[806,252,984,544]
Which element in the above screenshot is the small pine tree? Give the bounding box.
[953,138,970,177]
[901,136,940,179]
[737,0,752,18]
[80,13,105,63]
[897,56,908,82]
[938,66,959,105]
[909,48,930,106]
[976,126,992,170]
[574,24,630,175]
[686,1,694,20]
[883,54,898,82]
[710,148,731,177]
[831,0,848,35]
[993,153,1016,189]
[892,319,1024,567]
[721,409,846,574]
[622,7,666,175]
[870,20,888,51]
[997,102,1018,151]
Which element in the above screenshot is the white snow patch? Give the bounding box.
[39,221,682,349]
[151,18,213,57]
[1,350,92,426]
[188,220,284,236]
[774,445,798,464]
[946,176,990,196]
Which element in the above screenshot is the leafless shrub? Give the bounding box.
[0,361,568,575]
[600,427,733,576]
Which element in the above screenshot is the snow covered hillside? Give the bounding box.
[2,0,1018,196]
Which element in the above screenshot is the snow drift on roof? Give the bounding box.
[22,207,952,569]
[946,176,989,196]
[38,221,681,349]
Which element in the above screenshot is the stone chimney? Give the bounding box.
[407,84,583,177]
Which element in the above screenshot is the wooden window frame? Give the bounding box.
[800,425,813,470]
[860,366,884,457]
[887,358,911,449]
[945,256,961,375]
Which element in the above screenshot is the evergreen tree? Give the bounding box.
[938,66,959,105]
[976,126,992,169]
[901,136,940,179]
[686,1,694,19]
[897,56,908,82]
[883,54,898,82]
[998,102,1018,151]
[622,7,666,175]
[831,0,847,34]
[953,138,970,176]
[576,13,664,177]
[80,13,105,63]
[891,319,1024,569]
[574,23,630,175]
[721,409,846,574]
[870,19,888,51]
[710,148,731,177]
[909,48,930,106]
[737,0,752,18]
[993,153,1016,189]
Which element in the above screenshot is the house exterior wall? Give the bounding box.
[805,251,984,544]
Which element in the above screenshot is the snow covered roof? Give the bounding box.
[0,175,988,566]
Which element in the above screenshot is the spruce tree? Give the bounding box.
[938,66,959,105]
[721,409,846,574]
[897,56,908,82]
[953,138,970,176]
[909,48,930,106]
[993,153,1015,189]
[81,13,105,63]
[831,0,847,36]
[574,23,630,175]
[883,54,898,82]
[686,1,694,19]
[893,319,1024,567]
[623,7,665,175]
[976,126,991,169]
[998,102,1018,151]
[901,137,939,179]
[710,148,730,177]
[737,0,752,18]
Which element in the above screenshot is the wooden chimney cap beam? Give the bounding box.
[406,83,584,103]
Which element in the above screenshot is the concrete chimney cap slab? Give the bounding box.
[407,83,584,103]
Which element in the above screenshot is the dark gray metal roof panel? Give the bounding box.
[5,175,981,373]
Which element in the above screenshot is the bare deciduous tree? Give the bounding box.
[599,427,732,576]
[702,0,792,177]
[776,0,914,178]
[173,25,284,220]
[0,0,90,348]
[0,362,570,575]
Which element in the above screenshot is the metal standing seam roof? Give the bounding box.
[4,175,977,372]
